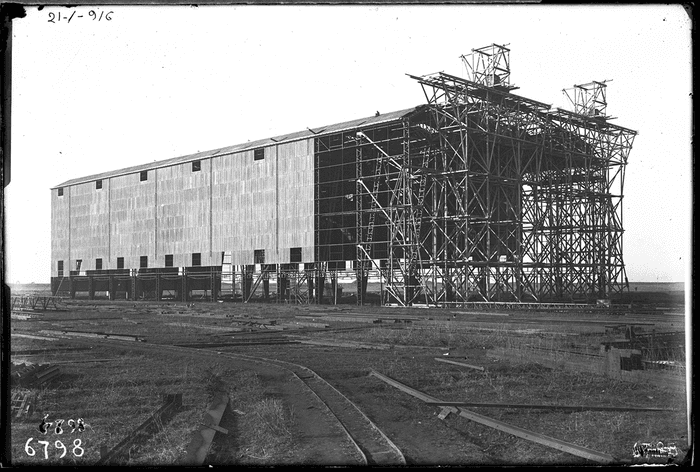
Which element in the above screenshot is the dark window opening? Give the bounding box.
[95,258,102,270]
[140,171,148,181]
[254,249,265,264]
[192,253,201,266]
[58,188,64,197]
[165,254,174,267]
[140,256,148,268]
[290,247,302,263]
[75,259,82,271]
[117,257,124,269]
[192,160,201,172]
[57,260,64,277]
[96,180,102,190]
[254,148,265,161]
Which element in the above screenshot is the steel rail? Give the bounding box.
[209,352,406,465]
[30,333,406,466]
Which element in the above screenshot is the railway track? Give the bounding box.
[13,331,405,466]
[213,351,405,465]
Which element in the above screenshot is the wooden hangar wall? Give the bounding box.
[50,139,315,277]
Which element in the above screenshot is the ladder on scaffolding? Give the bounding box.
[408,148,431,304]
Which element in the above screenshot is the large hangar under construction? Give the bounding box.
[51,45,637,306]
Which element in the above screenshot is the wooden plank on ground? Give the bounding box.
[369,370,616,464]
[434,358,485,371]
[297,339,391,350]
[12,333,59,341]
[424,401,679,412]
[182,391,229,465]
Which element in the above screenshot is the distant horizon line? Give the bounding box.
[6,280,687,286]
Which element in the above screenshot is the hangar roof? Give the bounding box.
[53,107,419,189]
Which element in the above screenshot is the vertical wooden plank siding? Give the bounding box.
[109,172,156,268]
[50,188,70,277]
[211,139,315,266]
[52,137,316,271]
[211,148,276,265]
[277,139,315,262]
[156,160,212,267]
[68,180,110,271]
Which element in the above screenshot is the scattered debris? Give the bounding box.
[40,329,144,342]
[11,363,61,388]
[166,322,241,332]
[434,358,485,371]
[48,358,120,365]
[296,338,391,350]
[12,333,59,341]
[281,321,330,329]
[11,346,93,355]
[11,313,39,321]
[11,391,37,418]
[175,340,299,348]
[487,346,685,389]
[11,296,66,312]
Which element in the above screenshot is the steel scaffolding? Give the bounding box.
[344,44,636,306]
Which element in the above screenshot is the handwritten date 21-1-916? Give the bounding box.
[48,10,113,23]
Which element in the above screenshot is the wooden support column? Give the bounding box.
[108,275,115,300]
[278,269,288,302]
[406,273,416,306]
[307,272,314,303]
[242,265,253,302]
[276,266,281,303]
[88,276,95,300]
[331,272,338,305]
[182,269,189,302]
[69,276,76,299]
[316,274,325,304]
[356,269,368,305]
[445,268,454,302]
[211,272,219,302]
[156,273,162,301]
[262,272,270,300]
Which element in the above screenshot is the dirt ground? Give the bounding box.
[7,288,690,466]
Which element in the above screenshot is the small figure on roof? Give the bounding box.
[375,111,380,116]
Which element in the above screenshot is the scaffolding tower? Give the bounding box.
[346,44,637,306]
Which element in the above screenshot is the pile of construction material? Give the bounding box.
[11,362,61,388]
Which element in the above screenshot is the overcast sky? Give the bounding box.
[4,4,692,285]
